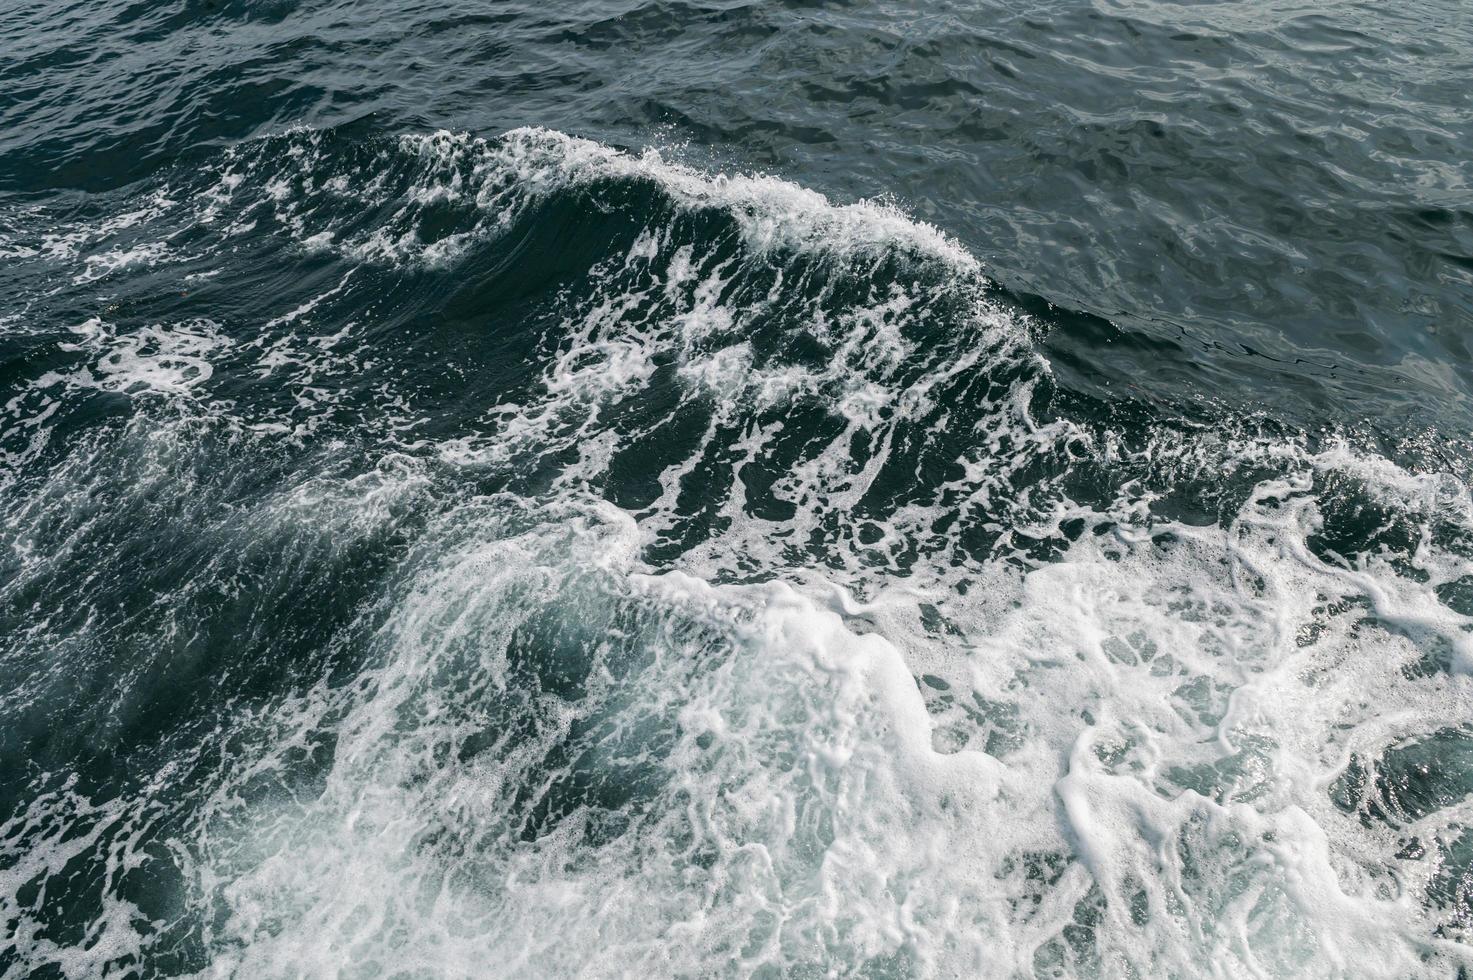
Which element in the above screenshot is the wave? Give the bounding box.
[1,127,1472,978]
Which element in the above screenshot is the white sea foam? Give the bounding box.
[73,240,171,284]
[184,500,1013,976]
[40,317,230,396]
[170,474,1473,978]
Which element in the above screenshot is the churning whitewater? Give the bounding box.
[3,127,1472,979]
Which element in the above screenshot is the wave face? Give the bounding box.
[2,124,1472,978]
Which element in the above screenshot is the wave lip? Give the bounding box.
[474,126,983,269]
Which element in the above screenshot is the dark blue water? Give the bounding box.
[2,1,1472,976]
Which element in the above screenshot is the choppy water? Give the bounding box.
[3,1,1472,977]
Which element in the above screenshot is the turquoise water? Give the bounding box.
[2,2,1472,976]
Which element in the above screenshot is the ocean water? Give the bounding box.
[2,1,1472,977]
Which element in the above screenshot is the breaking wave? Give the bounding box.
[2,127,1472,978]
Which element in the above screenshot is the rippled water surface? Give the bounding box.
[3,1,1472,977]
